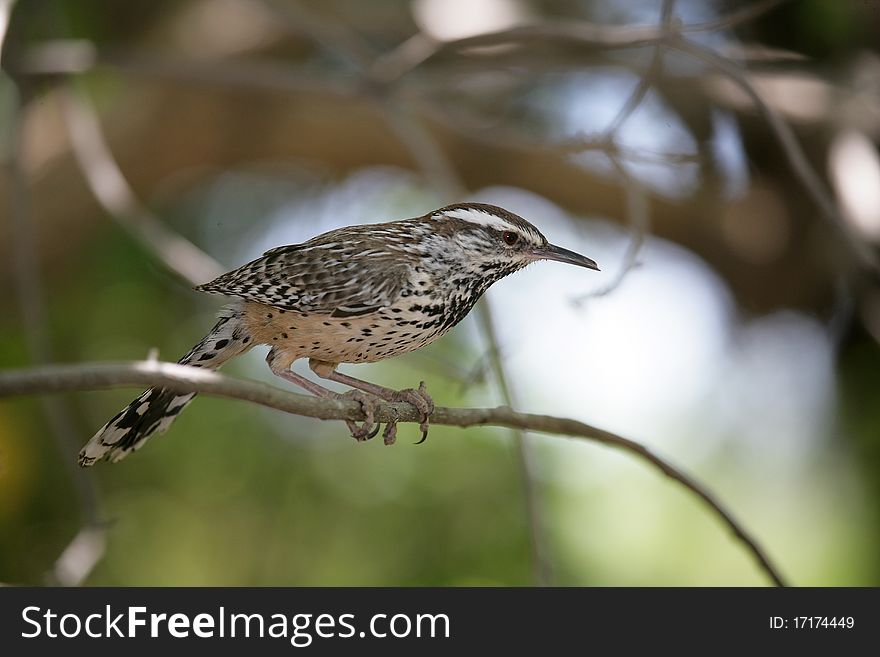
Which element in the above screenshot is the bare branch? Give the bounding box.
[58,85,225,285]
[567,3,667,305]
[374,0,768,87]
[601,0,672,139]
[379,98,465,199]
[668,36,878,271]
[369,32,438,87]
[0,360,788,587]
[256,0,375,68]
[380,22,665,86]
[49,527,107,587]
[573,154,648,304]
[418,101,700,166]
[389,0,790,82]
[474,300,556,586]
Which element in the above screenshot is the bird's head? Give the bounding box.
[428,203,599,278]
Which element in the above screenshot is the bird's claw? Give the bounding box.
[390,381,434,444]
[338,382,434,445]
[337,389,380,441]
[382,421,398,446]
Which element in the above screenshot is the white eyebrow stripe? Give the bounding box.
[444,208,516,233]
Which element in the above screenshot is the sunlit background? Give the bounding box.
[1,0,879,586]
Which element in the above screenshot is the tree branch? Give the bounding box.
[0,360,788,587]
[667,35,878,271]
[379,0,785,84]
[58,85,225,285]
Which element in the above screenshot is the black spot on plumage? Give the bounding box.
[164,403,187,417]
[214,339,229,349]
[198,352,216,361]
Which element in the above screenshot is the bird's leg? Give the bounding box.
[266,351,380,441]
[309,360,434,444]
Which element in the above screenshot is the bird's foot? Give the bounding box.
[382,420,398,446]
[336,389,381,442]
[390,381,434,444]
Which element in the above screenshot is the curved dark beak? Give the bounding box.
[531,244,600,271]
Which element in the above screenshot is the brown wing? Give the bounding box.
[195,226,412,315]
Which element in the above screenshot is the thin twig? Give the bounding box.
[256,0,375,68]
[384,23,666,84]
[601,0,673,139]
[378,98,464,199]
[668,36,878,270]
[475,302,555,586]
[369,32,437,86]
[600,64,658,139]
[0,360,788,587]
[569,0,669,304]
[49,527,107,587]
[58,85,225,285]
[573,154,648,304]
[416,101,701,166]
[375,0,787,84]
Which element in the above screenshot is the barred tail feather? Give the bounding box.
[79,306,252,466]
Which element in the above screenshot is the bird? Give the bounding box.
[78,202,599,466]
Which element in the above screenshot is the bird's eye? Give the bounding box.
[502,231,519,246]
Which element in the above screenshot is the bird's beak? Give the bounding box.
[530,244,600,271]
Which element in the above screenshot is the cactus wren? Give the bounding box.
[79,203,599,466]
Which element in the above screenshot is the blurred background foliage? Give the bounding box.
[1,0,879,586]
